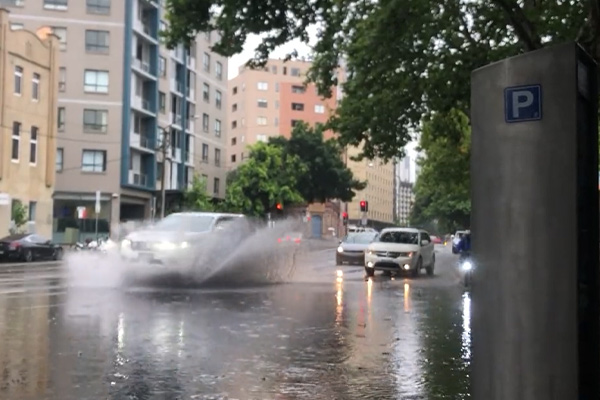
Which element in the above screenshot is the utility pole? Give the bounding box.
[157,127,170,219]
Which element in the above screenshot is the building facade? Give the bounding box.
[0,11,59,238]
[394,156,414,225]
[3,0,228,242]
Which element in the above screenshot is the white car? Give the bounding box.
[364,227,435,277]
[120,212,245,264]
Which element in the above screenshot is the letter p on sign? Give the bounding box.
[504,84,542,123]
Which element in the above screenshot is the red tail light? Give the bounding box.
[286,236,290,241]
[277,238,282,243]
[294,238,301,243]
[9,241,20,250]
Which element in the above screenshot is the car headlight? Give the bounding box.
[366,250,373,255]
[337,246,344,253]
[121,239,131,249]
[181,241,189,249]
[462,261,473,271]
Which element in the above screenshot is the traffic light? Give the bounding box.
[360,200,368,212]
[342,212,348,225]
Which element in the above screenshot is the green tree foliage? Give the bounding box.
[163,0,591,160]
[182,175,215,211]
[268,122,366,203]
[410,109,471,232]
[10,200,28,234]
[223,142,306,216]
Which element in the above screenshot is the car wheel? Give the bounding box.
[53,248,63,261]
[412,258,422,277]
[364,267,375,277]
[22,249,33,262]
[426,255,435,276]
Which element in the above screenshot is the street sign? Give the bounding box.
[95,190,101,214]
[504,84,542,123]
[76,206,87,219]
[0,193,9,206]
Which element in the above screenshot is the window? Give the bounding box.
[57,107,66,131]
[30,126,38,164]
[87,0,110,14]
[315,104,325,114]
[231,154,236,163]
[51,27,67,50]
[291,68,301,76]
[271,66,277,74]
[274,117,279,126]
[257,134,267,142]
[216,61,223,80]
[159,56,166,76]
[44,0,67,10]
[32,73,40,100]
[215,90,222,109]
[84,69,109,93]
[81,150,107,172]
[232,103,237,112]
[215,148,221,166]
[10,23,24,31]
[257,117,267,126]
[29,202,37,222]
[203,83,209,102]
[203,52,210,72]
[202,144,209,162]
[291,85,305,94]
[231,120,237,129]
[202,113,209,132]
[257,81,268,91]
[275,100,279,109]
[214,119,221,137]
[291,119,301,127]
[257,99,268,108]
[14,66,22,95]
[283,66,287,75]
[83,109,108,133]
[11,122,20,161]
[59,67,66,92]
[85,30,109,53]
[56,148,63,172]
[275,82,279,92]
[231,137,237,146]
[232,86,238,95]
[213,178,220,195]
[292,103,304,111]
[159,92,166,113]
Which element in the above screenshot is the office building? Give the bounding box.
[0,12,59,238]
[394,156,414,225]
[3,0,228,241]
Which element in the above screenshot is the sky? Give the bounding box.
[227,34,420,181]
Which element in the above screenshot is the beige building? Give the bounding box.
[3,1,228,242]
[0,10,59,238]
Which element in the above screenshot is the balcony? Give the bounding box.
[133,19,157,42]
[131,95,154,115]
[187,56,196,69]
[185,151,194,164]
[171,45,185,62]
[129,170,149,187]
[171,113,182,127]
[170,147,182,163]
[170,79,184,95]
[186,87,195,102]
[132,58,155,79]
[185,119,195,132]
[130,132,155,152]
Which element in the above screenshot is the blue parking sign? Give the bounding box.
[504,85,542,123]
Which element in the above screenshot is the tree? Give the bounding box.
[10,200,28,234]
[268,122,366,203]
[223,142,306,217]
[182,174,215,211]
[163,0,591,160]
[410,109,471,233]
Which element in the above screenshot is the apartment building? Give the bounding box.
[3,0,228,242]
[228,58,336,164]
[394,156,414,225]
[0,11,59,238]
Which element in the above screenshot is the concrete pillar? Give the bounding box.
[470,42,599,399]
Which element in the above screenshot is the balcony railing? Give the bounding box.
[170,79,184,94]
[133,58,152,74]
[171,113,182,126]
[129,171,148,186]
[140,136,153,149]
[185,119,195,132]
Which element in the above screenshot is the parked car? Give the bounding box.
[336,231,379,265]
[0,233,64,262]
[430,235,443,244]
[364,228,435,277]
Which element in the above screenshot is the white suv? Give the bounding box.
[364,228,435,277]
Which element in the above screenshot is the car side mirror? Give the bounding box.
[421,240,430,246]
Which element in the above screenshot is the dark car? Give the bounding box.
[336,231,379,265]
[0,234,64,262]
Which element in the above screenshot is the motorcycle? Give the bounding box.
[461,257,473,287]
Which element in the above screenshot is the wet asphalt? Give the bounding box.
[0,244,470,400]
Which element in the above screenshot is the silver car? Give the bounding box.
[120,212,245,264]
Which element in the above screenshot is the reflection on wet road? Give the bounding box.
[0,246,470,399]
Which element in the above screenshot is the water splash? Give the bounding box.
[65,217,308,289]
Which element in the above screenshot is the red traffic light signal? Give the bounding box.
[342,212,348,218]
[276,203,282,210]
[360,200,368,212]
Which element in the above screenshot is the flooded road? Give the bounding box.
[0,245,470,400]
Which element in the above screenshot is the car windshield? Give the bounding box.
[344,232,377,244]
[378,231,419,244]
[153,214,216,232]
